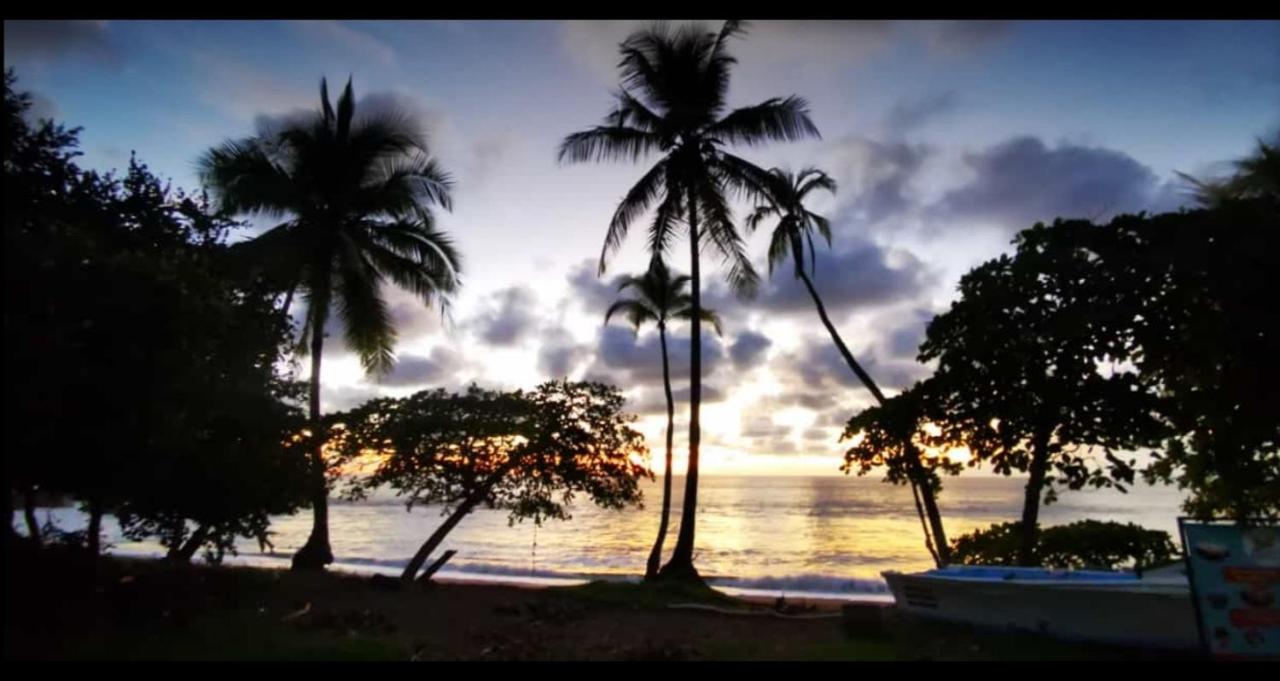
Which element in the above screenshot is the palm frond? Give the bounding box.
[706,96,820,147]
[197,138,298,218]
[335,232,395,375]
[600,159,668,273]
[558,125,662,165]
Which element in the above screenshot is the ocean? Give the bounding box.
[16,474,1187,601]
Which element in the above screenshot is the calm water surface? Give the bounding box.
[20,475,1186,600]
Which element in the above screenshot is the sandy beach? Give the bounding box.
[3,549,1190,661]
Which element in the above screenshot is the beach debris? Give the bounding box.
[281,601,311,622]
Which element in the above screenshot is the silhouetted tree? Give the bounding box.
[4,71,308,558]
[198,77,462,571]
[918,220,1168,565]
[751,167,952,565]
[559,20,818,581]
[1105,202,1280,522]
[336,382,650,583]
[605,258,722,580]
[840,379,963,565]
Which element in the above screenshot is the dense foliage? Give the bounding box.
[4,70,308,560]
[950,520,1181,571]
[333,381,651,580]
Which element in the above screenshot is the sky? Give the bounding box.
[6,19,1279,476]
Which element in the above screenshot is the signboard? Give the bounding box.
[1179,519,1280,659]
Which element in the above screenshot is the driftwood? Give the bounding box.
[416,549,458,584]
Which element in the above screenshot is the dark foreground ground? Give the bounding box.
[3,546,1196,661]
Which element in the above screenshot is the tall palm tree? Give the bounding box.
[605,258,723,581]
[559,20,819,580]
[748,167,950,565]
[198,78,462,571]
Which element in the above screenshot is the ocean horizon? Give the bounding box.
[16,474,1187,602]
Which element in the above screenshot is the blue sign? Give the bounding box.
[1180,519,1280,659]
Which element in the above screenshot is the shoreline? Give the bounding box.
[104,546,894,609]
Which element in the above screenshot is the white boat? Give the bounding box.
[882,564,1199,650]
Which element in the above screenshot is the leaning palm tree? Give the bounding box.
[747,167,951,565]
[559,20,819,580]
[605,258,723,581]
[198,78,462,571]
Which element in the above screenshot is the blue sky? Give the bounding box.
[6,19,1278,475]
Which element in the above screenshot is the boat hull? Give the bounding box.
[883,570,1199,650]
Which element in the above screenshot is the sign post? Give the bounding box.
[1179,518,1280,659]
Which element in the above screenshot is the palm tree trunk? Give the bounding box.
[169,524,210,563]
[645,323,676,581]
[661,186,702,581]
[23,486,42,545]
[86,497,103,556]
[401,496,482,584]
[401,465,514,583]
[797,270,950,566]
[1017,424,1052,566]
[292,323,333,572]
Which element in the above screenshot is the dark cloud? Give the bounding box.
[537,326,591,378]
[631,385,726,416]
[588,325,727,387]
[931,136,1173,229]
[883,308,936,359]
[566,258,624,318]
[885,91,959,137]
[823,138,933,230]
[4,21,118,65]
[472,286,539,346]
[375,347,465,387]
[729,330,772,370]
[712,238,934,321]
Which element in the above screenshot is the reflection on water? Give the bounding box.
[18,475,1185,596]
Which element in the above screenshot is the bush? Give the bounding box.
[950,520,1180,571]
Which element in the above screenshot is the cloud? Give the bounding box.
[710,238,934,321]
[375,346,466,387]
[471,286,539,347]
[566,258,625,317]
[729,330,772,370]
[922,21,1015,56]
[823,137,934,230]
[884,91,959,137]
[588,324,726,387]
[559,20,1012,85]
[290,21,396,66]
[930,136,1180,229]
[559,20,897,83]
[537,325,592,378]
[630,384,726,415]
[3,20,118,65]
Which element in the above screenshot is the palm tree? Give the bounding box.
[605,258,723,581]
[1179,137,1280,206]
[748,167,951,565]
[559,20,819,580]
[198,78,462,571]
